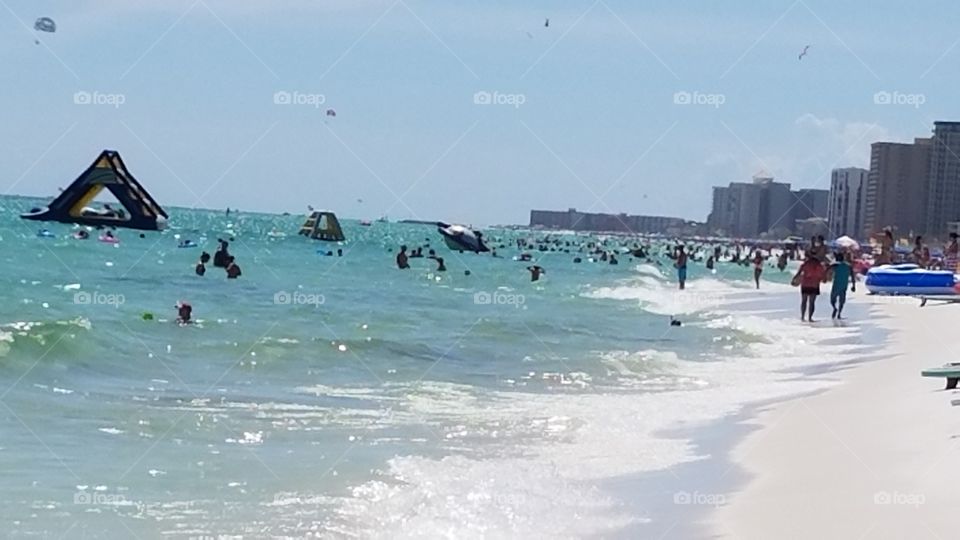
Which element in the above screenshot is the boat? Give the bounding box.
[438,223,489,253]
[864,264,957,295]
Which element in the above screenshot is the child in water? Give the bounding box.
[225,256,242,279]
[176,301,192,325]
[196,252,210,276]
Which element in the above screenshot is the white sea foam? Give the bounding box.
[324,284,869,537]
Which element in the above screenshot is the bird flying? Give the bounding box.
[798,45,810,60]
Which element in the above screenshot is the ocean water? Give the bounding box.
[0,196,868,539]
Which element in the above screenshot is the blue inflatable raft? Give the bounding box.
[865,264,957,296]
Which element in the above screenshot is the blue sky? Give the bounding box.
[1,0,957,225]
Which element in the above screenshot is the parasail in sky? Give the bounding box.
[34,17,56,33]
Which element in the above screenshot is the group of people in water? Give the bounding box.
[194,239,242,279]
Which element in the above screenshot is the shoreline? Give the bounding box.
[711,293,958,539]
[594,282,880,539]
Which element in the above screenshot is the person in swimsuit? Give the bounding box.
[396,245,410,269]
[225,257,242,279]
[176,301,192,325]
[944,233,959,273]
[794,255,826,322]
[875,228,894,265]
[752,250,764,289]
[675,245,688,290]
[527,265,545,282]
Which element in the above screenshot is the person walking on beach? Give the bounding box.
[752,250,764,289]
[793,255,826,322]
[675,245,688,290]
[828,252,856,320]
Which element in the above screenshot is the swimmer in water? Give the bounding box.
[396,245,410,269]
[430,255,446,272]
[196,251,210,276]
[176,301,192,325]
[225,256,242,279]
[527,265,545,282]
[213,239,230,268]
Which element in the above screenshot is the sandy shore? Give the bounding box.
[711,293,959,539]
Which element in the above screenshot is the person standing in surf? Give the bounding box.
[793,255,826,322]
[675,245,688,290]
[752,250,764,289]
[396,245,410,269]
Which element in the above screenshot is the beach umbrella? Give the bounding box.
[833,235,860,250]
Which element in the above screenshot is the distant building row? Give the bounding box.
[707,175,829,238]
[529,208,703,236]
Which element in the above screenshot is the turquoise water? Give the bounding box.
[0,195,809,538]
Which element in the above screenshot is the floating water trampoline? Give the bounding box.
[21,150,168,231]
[864,264,958,296]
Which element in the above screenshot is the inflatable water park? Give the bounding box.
[298,211,345,241]
[21,150,168,231]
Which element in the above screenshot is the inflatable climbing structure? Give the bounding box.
[21,150,168,231]
[298,211,345,241]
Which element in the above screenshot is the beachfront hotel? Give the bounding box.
[827,167,868,238]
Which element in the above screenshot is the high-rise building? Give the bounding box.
[827,168,868,238]
[925,122,960,237]
[863,138,930,238]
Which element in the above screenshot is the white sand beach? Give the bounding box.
[713,294,959,539]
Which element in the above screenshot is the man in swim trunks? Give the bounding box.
[396,245,410,269]
[828,251,856,319]
[214,239,231,268]
[527,265,545,282]
[675,245,688,290]
[794,255,826,322]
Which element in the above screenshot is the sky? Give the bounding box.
[1,0,957,226]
